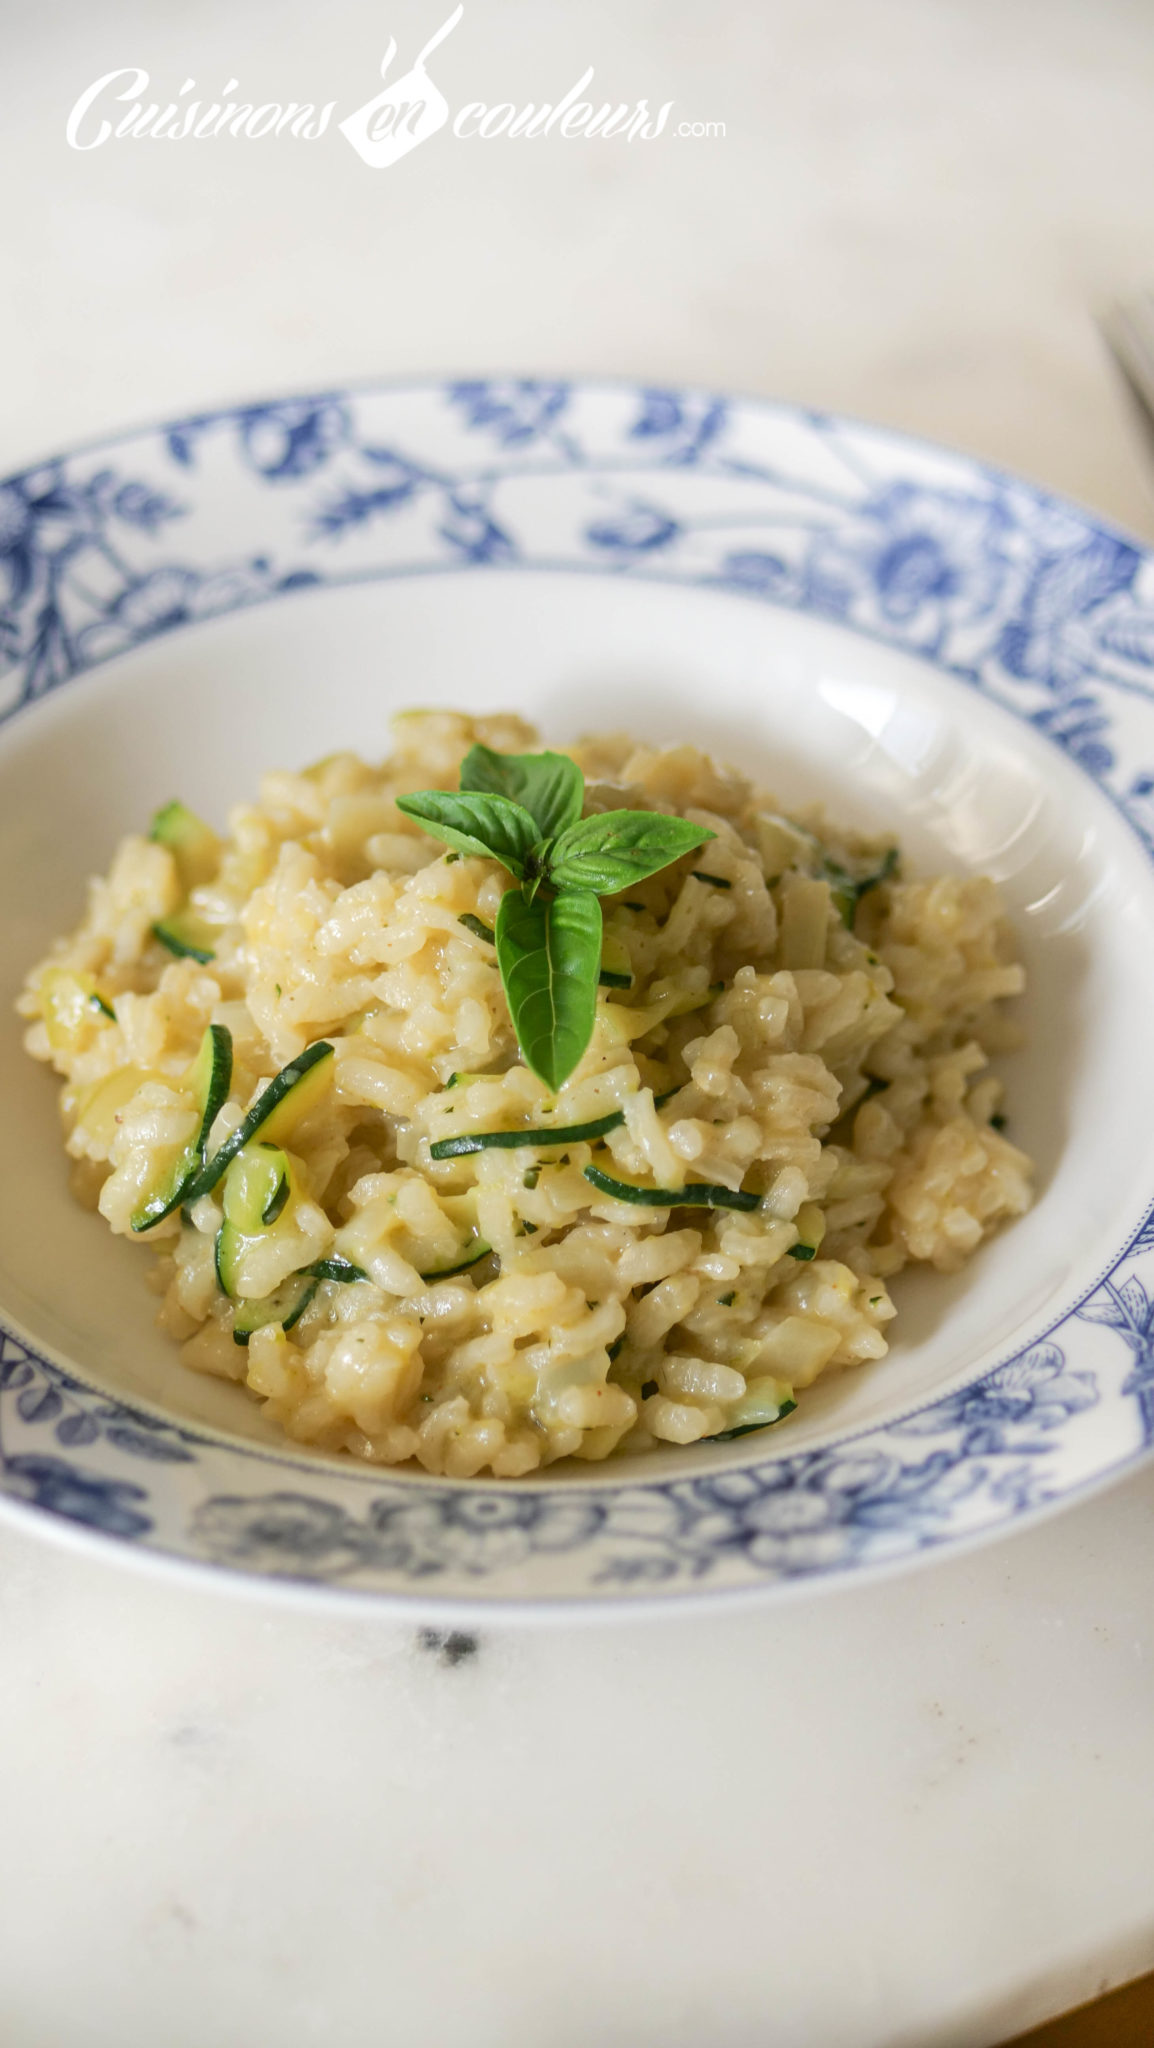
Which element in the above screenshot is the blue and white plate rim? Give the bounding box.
[2,369,1154,1613]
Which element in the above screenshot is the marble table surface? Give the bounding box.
[3,1,1154,2041]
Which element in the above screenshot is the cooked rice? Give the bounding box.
[19,711,1034,1477]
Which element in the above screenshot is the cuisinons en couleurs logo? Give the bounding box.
[65,7,724,169]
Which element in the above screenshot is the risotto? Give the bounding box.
[19,711,1034,1478]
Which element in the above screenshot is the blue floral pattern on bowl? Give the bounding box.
[3,377,1154,1607]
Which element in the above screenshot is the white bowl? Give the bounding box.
[3,376,1154,1612]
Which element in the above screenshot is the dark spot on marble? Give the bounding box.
[418,1628,479,1667]
[170,1724,212,1747]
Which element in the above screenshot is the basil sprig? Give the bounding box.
[397,743,714,1088]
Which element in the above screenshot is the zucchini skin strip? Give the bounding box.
[583,1165,761,1212]
[705,1402,798,1442]
[430,1088,679,1161]
[303,1257,367,1283]
[153,921,215,964]
[418,1242,492,1282]
[431,1109,627,1159]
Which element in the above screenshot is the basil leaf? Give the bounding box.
[460,744,584,841]
[395,790,539,879]
[547,811,715,894]
[495,887,602,1090]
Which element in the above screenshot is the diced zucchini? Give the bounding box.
[183,1041,334,1202]
[304,1256,367,1284]
[823,847,898,928]
[338,1007,377,1036]
[41,967,115,1051]
[609,981,718,1036]
[457,913,495,944]
[705,1372,797,1440]
[230,1250,367,1346]
[214,1220,244,1299]
[583,1165,761,1212]
[786,1201,826,1261]
[250,1045,334,1148]
[706,1401,798,1442]
[232,1272,319,1345]
[130,1023,233,1233]
[598,933,633,990]
[73,1066,158,1148]
[149,802,223,961]
[153,909,218,964]
[755,812,819,878]
[419,1237,492,1281]
[665,981,724,1019]
[149,800,221,891]
[215,1144,302,1301]
[225,1144,292,1234]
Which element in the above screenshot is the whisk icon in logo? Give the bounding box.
[338,5,462,168]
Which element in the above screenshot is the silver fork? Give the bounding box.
[1101,289,1154,467]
